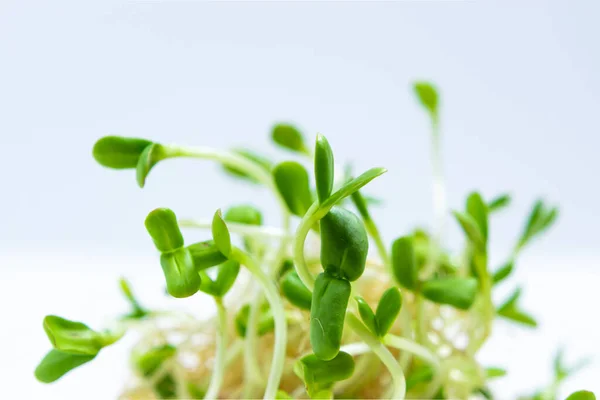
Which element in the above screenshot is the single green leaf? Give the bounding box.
[566,391,596,400]
[136,143,168,188]
[406,364,434,390]
[92,136,153,169]
[375,287,402,337]
[488,194,511,212]
[492,261,514,285]
[295,351,355,398]
[421,277,478,310]
[281,270,312,311]
[119,277,148,319]
[314,133,335,203]
[354,296,377,335]
[273,161,314,217]
[466,192,489,243]
[452,211,485,251]
[212,209,232,257]
[350,190,371,221]
[477,387,494,400]
[391,236,418,290]
[221,148,273,184]
[235,303,274,338]
[275,390,294,399]
[43,316,105,356]
[518,200,559,250]
[320,167,387,211]
[310,272,351,360]
[186,240,228,271]
[34,349,96,383]
[271,123,308,154]
[224,204,263,226]
[145,208,184,253]
[136,345,177,376]
[160,248,201,298]
[486,366,507,379]
[497,288,538,327]
[413,81,439,117]
[199,260,240,297]
[319,207,369,282]
[554,348,591,382]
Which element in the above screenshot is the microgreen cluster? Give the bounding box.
[34,82,594,400]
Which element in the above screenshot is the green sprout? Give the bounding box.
[33,82,593,400]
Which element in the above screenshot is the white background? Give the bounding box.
[1,1,599,399]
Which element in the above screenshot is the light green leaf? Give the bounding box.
[273,161,314,217]
[355,296,377,335]
[235,303,274,338]
[186,240,228,271]
[314,133,335,203]
[224,204,263,226]
[160,248,200,298]
[212,209,232,257]
[375,287,402,337]
[271,123,308,154]
[518,200,559,250]
[294,351,355,398]
[497,288,538,327]
[144,208,184,253]
[221,148,272,184]
[421,277,478,310]
[34,349,96,383]
[198,260,240,297]
[43,316,107,356]
[486,366,507,379]
[136,143,168,188]
[413,82,439,117]
[466,192,489,243]
[452,211,485,251]
[281,270,312,311]
[320,167,387,211]
[488,194,511,212]
[92,136,153,169]
[566,391,596,400]
[119,277,148,319]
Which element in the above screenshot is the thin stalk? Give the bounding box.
[204,298,227,400]
[293,202,322,290]
[383,334,440,367]
[364,218,391,271]
[232,247,287,400]
[346,313,406,400]
[242,285,265,397]
[179,218,289,239]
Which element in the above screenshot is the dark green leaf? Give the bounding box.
[221,148,272,184]
[212,209,232,257]
[350,190,370,221]
[319,207,369,282]
[488,194,511,212]
[186,240,228,271]
[271,123,308,154]
[492,261,514,285]
[119,277,148,319]
[375,287,402,337]
[566,391,596,400]
[310,272,351,360]
[92,136,153,169]
[413,82,439,117]
[199,260,240,297]
[281,270,312,311]
[160,248,200,298]
[224,204,263,226]
[421,277,478,310]
[354,296,377,335]
[34,349,96,383]
[294,351,355,398]
[391,236,418,290]
[273,161,314,217]
[43,316,105,356]
[406,364,434,390]
[136,143,169,188]
[452,211,485,251]
[235,303,274,338]
[145,208,185,253]
[320,168,387,211]
[466,192,489,243]
[314,133,335,203]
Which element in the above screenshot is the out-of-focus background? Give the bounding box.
[1,1,599,399]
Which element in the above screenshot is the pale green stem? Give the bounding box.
[204,298,227,400]
[179,218,289,239]
[293,202,322,290]
[232,247,287,400]
[243,284,265,396]
[364,218,391,271]
[383,334,440,367]
[346,313,406,400]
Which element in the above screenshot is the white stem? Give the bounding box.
[232,248,287,400]
[204,298,227,400]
